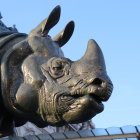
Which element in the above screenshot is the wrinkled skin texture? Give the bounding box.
[0,6,113,137]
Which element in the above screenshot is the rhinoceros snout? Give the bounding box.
[90,78,104,87]
[95,78,113,102]
[85,75,113,102]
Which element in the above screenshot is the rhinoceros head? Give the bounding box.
[1,6,113,128]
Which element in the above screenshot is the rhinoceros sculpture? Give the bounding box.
[0,6,113,137]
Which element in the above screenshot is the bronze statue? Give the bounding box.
[0,6,113,137]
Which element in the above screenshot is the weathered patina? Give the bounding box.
[0,6,113,137]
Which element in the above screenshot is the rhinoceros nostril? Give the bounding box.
[92,78,103,87]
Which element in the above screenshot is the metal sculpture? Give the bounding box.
[0,6,113,137]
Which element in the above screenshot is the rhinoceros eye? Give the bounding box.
[48,58,71,78]
[53,66,61,71]
[41,57,71,79]
[50,62,64,77]
[52,62,63,71]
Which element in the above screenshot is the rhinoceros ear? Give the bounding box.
[53,21,75,47]
[29,5,61,36]
[41,5,61,35]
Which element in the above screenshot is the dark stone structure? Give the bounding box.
[0,6,113,137]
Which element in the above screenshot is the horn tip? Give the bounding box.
[88,39,99,47]
[88,39,96,44]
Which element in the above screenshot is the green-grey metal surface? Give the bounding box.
[0,125,140,140]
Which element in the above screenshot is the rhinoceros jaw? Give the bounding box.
[62,94,104,124]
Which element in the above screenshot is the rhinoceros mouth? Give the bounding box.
[59,93,104,112]
[37,87,104,125]
[60,80,113,124]
[68,93,104,113]
[61,92,104,123]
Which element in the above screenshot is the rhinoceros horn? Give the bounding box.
[79,39,106,71]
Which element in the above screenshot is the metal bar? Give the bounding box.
[137,133,140,140]
[64,133,139,140]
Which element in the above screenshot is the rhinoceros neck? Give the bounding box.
[0,32,27,60]
[0,32,32,116]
